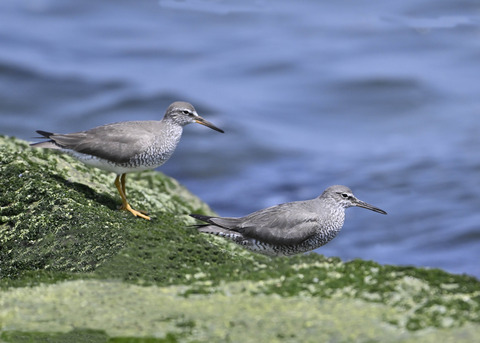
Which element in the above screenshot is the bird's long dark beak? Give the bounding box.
[355,199,387,215]
[195,116,224,133]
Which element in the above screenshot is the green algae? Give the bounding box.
[0,280,479,343]
[0,135,213,283]
[1,329,109,343]
[1,135,480,342]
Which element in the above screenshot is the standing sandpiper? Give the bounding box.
[191,185,386,256]
[31,101,224,220]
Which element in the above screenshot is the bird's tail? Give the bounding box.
[189,213,217,225]
[30,130,61,149]
[190,214,244,241]
[35,130,55,139]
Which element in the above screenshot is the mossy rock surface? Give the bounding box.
[1,135,479,342]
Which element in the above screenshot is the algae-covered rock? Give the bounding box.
[1,135,479,342]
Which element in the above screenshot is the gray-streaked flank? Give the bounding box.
[31,101,224,220]
[191,185,387,256]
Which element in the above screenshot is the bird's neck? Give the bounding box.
[159,117,183,135]
[162,115,186,128]
[318,197,346,232]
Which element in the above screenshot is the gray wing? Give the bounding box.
[47,121,161,164]
[206,201,320,246]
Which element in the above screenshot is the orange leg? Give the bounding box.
[121,173,127,195]
[121,174,149,215]
[114,174,150,220]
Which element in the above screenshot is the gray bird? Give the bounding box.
[31,101,224,220]
[191,185,387,256]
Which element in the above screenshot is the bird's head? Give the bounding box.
[323,185,387,215]
[165,101,224,133]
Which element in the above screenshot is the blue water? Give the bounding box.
[1,0,479,279]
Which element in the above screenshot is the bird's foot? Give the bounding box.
[120,203,150,220]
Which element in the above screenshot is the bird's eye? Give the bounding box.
[182,110,191,115]
[341,193,349,198]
